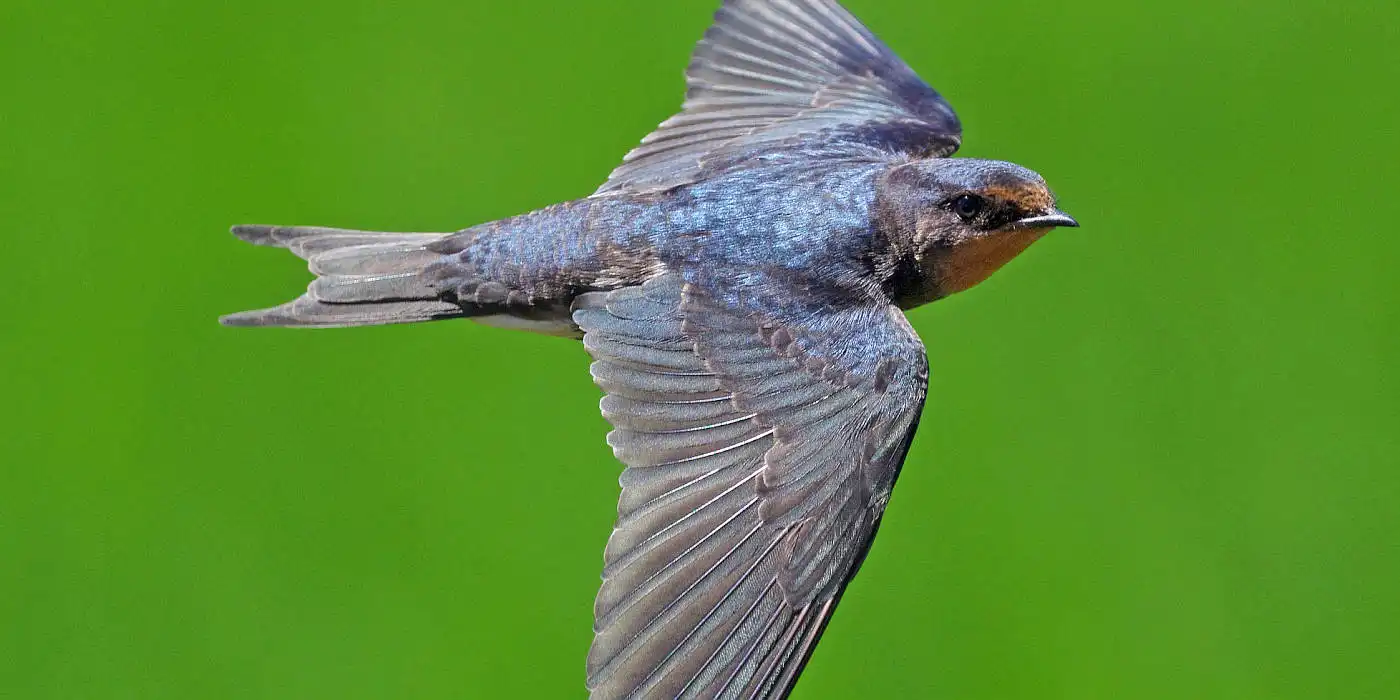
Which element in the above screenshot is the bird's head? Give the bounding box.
[876,158,1077,307]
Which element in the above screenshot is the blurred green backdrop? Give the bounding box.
[3,0,1397,698]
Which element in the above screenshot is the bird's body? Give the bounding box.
[223,1,1077,697]
[441,152,893,324]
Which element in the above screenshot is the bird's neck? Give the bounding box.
[871,166,940,308]
[880,227,1050,308]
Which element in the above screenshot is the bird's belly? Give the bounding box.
[934,228,1048,296]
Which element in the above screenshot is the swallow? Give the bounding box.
[222,0,1077,697]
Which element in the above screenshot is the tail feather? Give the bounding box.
[308,272,436,304]
[310,241,443,276]
[221,225,468,328]
[220,298,462,328]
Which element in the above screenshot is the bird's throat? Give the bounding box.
[932,228,1049,296]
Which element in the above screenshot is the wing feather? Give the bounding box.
[597,0,961,195]
[575,272,928,698]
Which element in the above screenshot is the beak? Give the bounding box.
[1011,210,1079,230]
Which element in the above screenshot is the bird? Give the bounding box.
[221,0,1077,697]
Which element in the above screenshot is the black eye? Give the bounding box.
[952,194,985,221]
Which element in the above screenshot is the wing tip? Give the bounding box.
[230,224,281,247]
[218,307,291,328]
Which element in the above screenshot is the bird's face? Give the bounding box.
[879,158,1077,305]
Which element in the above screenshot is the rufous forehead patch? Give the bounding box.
[982,184,1054,214]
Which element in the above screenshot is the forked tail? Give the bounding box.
[219,225,465,328]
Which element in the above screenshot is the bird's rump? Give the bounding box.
[218,201,637,333]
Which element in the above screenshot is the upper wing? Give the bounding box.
[574,273,928,699]
[596,0,962,196]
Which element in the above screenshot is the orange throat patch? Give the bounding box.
[932,227,1049,296]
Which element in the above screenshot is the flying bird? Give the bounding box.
[222,0,1077,697]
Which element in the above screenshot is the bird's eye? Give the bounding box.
[951,194,985,221]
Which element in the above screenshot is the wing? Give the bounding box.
[574,273,928,699]
[596,0,962,196]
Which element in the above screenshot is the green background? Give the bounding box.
[3,0,1397,697]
